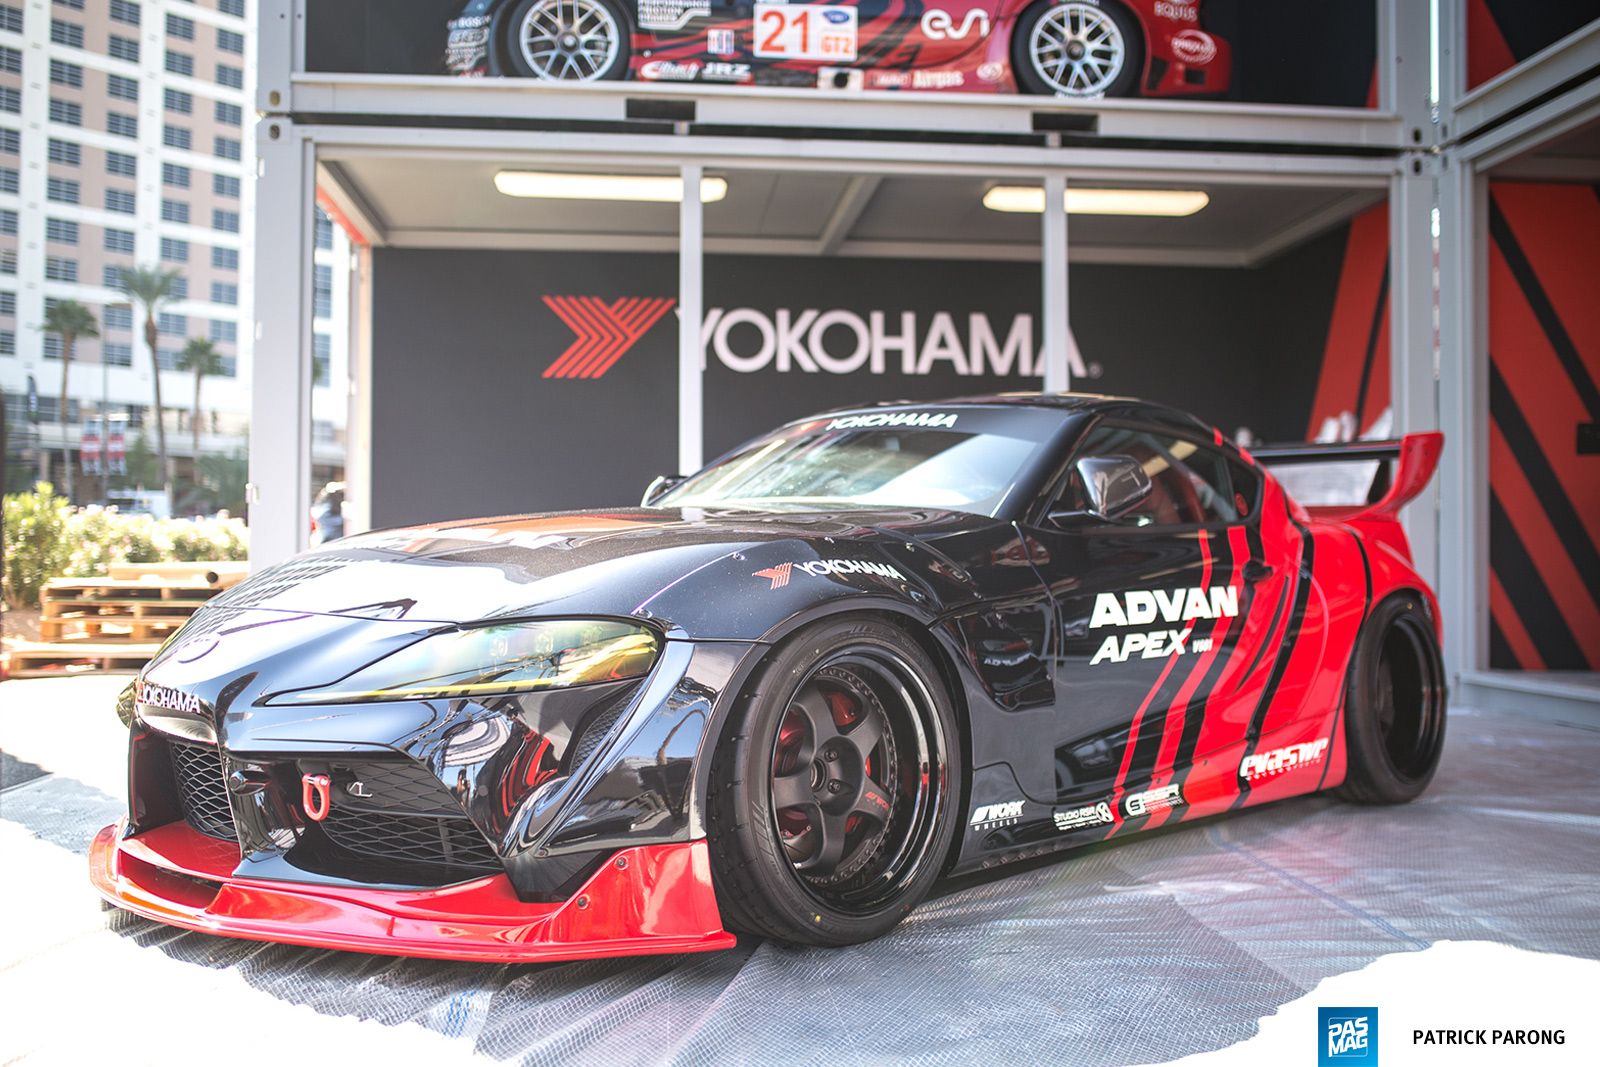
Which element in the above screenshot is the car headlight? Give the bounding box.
[271,619,660,704]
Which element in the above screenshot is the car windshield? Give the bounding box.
[657,411,1057,516]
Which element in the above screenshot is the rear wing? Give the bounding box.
[1250,432,1444,521]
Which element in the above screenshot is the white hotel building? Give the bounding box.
[0,0,347,500]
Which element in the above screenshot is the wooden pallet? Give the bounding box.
[105,562,249,585]
[4,641,162,676]
[26,564,248,658]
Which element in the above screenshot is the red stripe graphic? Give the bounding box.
[1466,0,1516,90]
[541,296,677,379]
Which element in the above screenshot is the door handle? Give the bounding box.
[1242,560,1274,583]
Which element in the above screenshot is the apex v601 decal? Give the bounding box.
[1087,586,1240,665]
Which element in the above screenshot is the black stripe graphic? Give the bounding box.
[1489,362,1600,608]
[1489,195,1600,419]
[1354,257,1391,429]
[1164,533,1255,821]
[1488,490,1587,669]
[1316,529,1372,792]
[1489,616,1519,670]
[1233,526,1316,809]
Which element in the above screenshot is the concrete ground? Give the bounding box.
[2,675,1597,1066]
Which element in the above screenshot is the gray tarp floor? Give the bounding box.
[2,674,1597,1066]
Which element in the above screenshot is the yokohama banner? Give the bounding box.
[371,244,1350,525]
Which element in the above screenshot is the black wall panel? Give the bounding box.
[370,238,1347,528]
[370,250,678,528]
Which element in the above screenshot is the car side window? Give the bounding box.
[1060,424,1241,526]
[1229,459,1263,520]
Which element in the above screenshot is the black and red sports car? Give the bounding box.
[444,0,1231,97]
[91,395,1444,960]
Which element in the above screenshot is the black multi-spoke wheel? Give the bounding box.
[1012,0,1142,98]
[503,0,629,81]
[707,617,960,945]
[1335,594,1447,804]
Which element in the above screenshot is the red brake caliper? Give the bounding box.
[827,691,867,833]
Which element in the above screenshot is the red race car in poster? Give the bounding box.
[445,0,1231,97]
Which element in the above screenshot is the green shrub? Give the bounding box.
[2,482,249,608]
[3,482,76,610]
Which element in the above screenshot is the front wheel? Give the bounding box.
[1335,593,1447,804]
[503,0,629,81]
[707,617,961,945]
[1012,0,1143,98]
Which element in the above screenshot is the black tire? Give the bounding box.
[1012,0,1143,98]
[1335,593,1447,804]
[503,0,629,81]
[707,616,961,946]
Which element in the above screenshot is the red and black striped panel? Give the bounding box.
[1467,1,1600,91]
[1305,204,1391,442]
[1466,0,1516,90]
[1487,181,1600,671]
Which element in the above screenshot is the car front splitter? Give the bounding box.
[89,820,736,962]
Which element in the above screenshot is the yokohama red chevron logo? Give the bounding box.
[753,563,792,589]
[541,296,676,379]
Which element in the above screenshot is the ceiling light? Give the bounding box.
[494,171,728,202]
[982,186,1209,216]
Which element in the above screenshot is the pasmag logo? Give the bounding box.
[1318,1007,1378,1065]
[540,296,677,379]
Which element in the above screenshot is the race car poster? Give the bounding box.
[305,0,1378,108]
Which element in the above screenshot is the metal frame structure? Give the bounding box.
[1434,5,1600,720]
[252,1,1572,707]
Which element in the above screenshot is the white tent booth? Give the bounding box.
[249,1,1598,718]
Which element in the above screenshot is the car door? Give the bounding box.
[1019,417,1266,810]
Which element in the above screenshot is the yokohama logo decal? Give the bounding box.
[753,563,793,589]
[541,296,676,379]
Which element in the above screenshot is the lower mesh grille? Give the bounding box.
[168,738,237,841]
[320,808,501,874]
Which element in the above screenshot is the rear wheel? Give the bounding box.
[707,617,960,945]
[1013,0,1143,98]
[1335,594,1447,804]
[504,0,629,81]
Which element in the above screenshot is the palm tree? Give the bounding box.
[39,299,100,503]
[175,337,223,464]
[116,265,183,495]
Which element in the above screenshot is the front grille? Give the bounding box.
[330,760,463,817]
[320,808,501,875]
[168,738,237,840]
[315,758,502,877]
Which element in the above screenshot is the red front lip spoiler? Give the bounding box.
[90,820,736,962]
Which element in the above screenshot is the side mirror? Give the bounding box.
[641,474,685,507]
[1051,455,1152,524]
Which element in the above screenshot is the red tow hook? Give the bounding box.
[301,774,331,821]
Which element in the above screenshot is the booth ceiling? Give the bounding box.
[319,153,1385,267]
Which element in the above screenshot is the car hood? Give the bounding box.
[206,507,999,639]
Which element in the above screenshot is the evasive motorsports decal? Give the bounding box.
[1088,586,1239,665]
[1239,738,1329,782]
